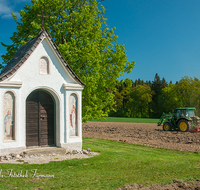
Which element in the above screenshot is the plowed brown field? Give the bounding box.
[83,122,200,152]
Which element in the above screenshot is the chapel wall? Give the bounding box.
[0,36,84,153]
[0,87,25,152]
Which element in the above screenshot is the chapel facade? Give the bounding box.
[0,28,85,154]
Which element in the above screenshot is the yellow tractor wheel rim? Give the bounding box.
[179,122,187,131]
[164,124,169,131]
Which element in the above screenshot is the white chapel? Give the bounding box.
[0,28,85,154]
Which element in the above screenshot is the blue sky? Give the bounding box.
[0,0,200,83]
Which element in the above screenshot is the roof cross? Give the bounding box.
[37,10,48,29]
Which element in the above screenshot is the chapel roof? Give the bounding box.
[0,28,85,87]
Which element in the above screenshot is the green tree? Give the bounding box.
[110,79,134,117]
[109,79,124,117]
[159,83,180,113]
[175,76,200,115]
[121,79,133,116]
[1,0,135,121]
[126,84,152,118]
[150,73,167,118]
[190,77,200,116]
[159,76,200,116]
[175,76,194,107]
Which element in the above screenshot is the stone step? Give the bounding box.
[24,147,66,156]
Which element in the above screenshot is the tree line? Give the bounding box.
[109,73,200,118]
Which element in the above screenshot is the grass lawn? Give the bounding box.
[89,117,159,123]
[0,138,200,189]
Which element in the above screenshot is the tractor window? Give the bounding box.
[186,110,195,117]
[176,110,181,117]
[176,110,186,117]
[180,110,186,117]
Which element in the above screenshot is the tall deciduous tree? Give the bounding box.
[1,0,135,121]
[175,76,200,115]
[122,84,152,118]
[159,76,200,116]
[159,83,180,113]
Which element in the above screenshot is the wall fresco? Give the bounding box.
[69,94,78,136]
[3,92,15,140]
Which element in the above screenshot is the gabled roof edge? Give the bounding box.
[0,30,44,81]
[0,28,86,88]
[42,29,85,87]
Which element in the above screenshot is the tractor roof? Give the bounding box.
[176,107,196,110]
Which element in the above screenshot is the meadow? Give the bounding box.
[0,137,200,189]
[89,117,159,123]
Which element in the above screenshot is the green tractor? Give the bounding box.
[157,107,200,132]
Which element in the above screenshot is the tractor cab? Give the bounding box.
[175,108,195,118]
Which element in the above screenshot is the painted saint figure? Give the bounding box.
[69,94,78,136]
[3,92,15,140]
[4,110,13,139]
[70,105,76,128]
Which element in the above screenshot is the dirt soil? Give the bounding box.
[116,179,200,190]
[82,122,200,190]
[83,122,200,152]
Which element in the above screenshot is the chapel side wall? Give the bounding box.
[0,89,3,150]
[0,87,25,153]
[61,90,82,151]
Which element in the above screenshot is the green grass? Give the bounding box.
[89,116,159,123]
[0,138,200,189]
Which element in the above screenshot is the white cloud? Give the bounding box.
[2,11,20,19]
[0,0,30,19]
[0,1,13,18]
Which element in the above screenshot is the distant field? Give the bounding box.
[89,117,159,123]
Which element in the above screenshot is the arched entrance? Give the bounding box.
[26,90,55,147]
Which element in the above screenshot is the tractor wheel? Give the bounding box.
[163,122,172,131]
[177,119,190,132]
